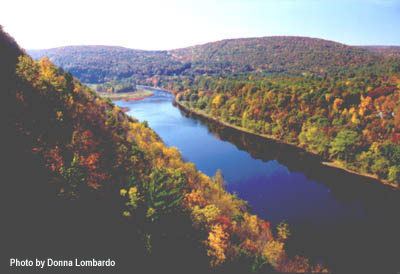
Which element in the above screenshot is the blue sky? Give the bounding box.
[1,0,399,49]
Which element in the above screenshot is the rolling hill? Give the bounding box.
[29,45,187,83]
[361,45,400,58]
[28,36,400,85]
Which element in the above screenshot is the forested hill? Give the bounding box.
[361,45,400,58]
[170,36,388,74]
[28,36,400,84]
[28,46,186,83]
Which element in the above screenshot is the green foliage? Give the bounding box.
[371,158,390,178]
[299,123,330,155]
[329,130,360,161]
[388,166,400,184]
[59,154,85,197]
[142,168,185,222]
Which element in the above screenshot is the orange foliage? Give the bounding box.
[332,98,343,112]
[81,153,100,171]
[184,189,207,208]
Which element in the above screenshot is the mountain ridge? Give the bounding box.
[28,35,400,52]
[27,36,400,84]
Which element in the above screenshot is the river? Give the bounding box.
[115,90,399,273]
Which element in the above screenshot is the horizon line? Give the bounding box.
[25,35,400,51]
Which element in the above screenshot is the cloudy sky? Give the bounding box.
[1,0,399,50]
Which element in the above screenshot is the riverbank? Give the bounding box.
[174,99,398,190]
[97,89,153,101]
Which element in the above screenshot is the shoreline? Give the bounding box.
[97,89,154,101]
[174,99,398,190]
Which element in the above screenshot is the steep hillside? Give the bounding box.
[4,27,327,273]
[28,36,400,86]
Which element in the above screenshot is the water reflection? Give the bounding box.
[178,105,398,207]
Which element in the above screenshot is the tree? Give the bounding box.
[207,224,229,266]
[371,157,390,179]
[298,124,329,155]
[213,169,225,189]
[388,166,400,184]
[329,130,360,161]
[142,168,185,222]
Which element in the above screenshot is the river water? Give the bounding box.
[116,90,399,273]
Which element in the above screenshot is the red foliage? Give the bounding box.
[87,172,109,189]
[214,215,233,232]
[240,239,258,253]
[31,147,42,153]
[44,146,64,172]
[260,220,270,231]
[391,133,400,144]
[184,190,207,208]
[368,86,397,99]
[80,152,100,171]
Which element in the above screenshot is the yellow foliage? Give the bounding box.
[128,186,138,196]
[120,189,127,196]
[242,111,248,121]
[229,103,237,115]
[212,94,224,108]
[192,204,221,225]
[324,93,332,102]
[207,224,229,266]
[146,207,156,219]
[359,96,372,116]
[244,213,260,235]
[120,187,140,211]
[370,142,380,154]
[351,112,360,124]
[39,58,56,80]
[37,57,67,91]
[277,222,290,241]
[263,240,284,267]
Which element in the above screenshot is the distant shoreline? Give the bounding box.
[174,99,398,190]
[97,89,154,101]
